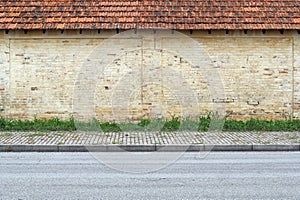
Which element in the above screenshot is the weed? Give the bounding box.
[0,115,300,132]
[287,135,298,140]
[192,141,204,144]
[198,116,211,131]
[137,119,151,127]
[0,133,13,137]
[75,118,100,131]
[232,139,240,143]
[162,116,180,131]
[0,117,75,131]
[100,122,121,132]
[180,117,199,131]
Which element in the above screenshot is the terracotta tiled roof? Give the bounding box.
[1,0,300,30]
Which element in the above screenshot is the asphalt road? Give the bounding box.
[0,152,300,200]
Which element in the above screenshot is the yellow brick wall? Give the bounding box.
[0,38,9,117]
[293,36,300,118]
[0,30,299,121]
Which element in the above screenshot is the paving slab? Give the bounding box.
[0,131,299,152]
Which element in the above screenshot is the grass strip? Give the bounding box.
[0,116,300,132]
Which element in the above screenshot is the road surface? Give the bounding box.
[0,152,300,199]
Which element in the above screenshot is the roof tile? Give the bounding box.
[1,0,300,30]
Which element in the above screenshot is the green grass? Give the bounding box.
[1,116,300,132]
[100,122,122,132]
[0,117,75,132]
[223,118,300,132]
[287,135,299,140]
[0,133,13,137]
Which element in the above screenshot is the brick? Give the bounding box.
[0,30,299,121]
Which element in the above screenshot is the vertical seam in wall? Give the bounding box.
[292,37,295,119]
[8,38,11,119]
[141,37,144,108]
[160,36,163,103]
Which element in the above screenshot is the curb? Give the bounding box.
[0,144,299,152]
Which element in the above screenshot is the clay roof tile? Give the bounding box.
[1,0,299,30]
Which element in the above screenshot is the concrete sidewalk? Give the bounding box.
[0,131,300,152]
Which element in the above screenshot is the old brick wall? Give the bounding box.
[0,30,299,121]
